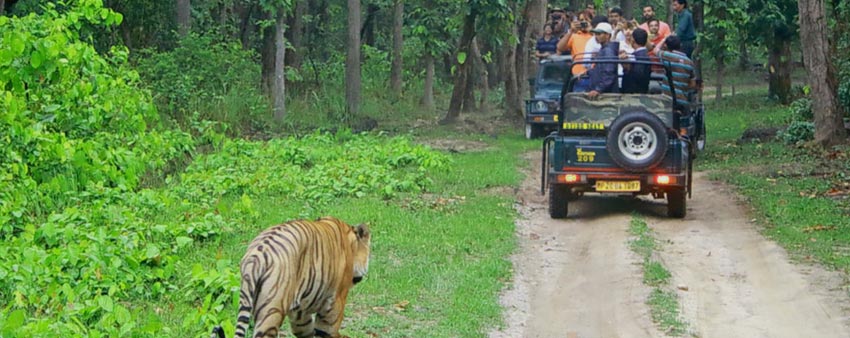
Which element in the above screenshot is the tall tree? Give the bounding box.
[346,0,362,117]
[285,0,305,72]
[621,0,636,19]
[177,0,191,37]
[390,0,404,96]
[703,0,748,100]
[273,9,286,121]
[749,0,797,104]
[517,0,546,117]
[799,0,846,145]
[442,8,477,123]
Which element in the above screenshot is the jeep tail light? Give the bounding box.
[558,174,580,183]
[656,175,672,185]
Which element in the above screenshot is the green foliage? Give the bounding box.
[780,121,815,144]
[135,34,271,132]
[701,0,749,62]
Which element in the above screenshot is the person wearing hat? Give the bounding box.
[586,22,620,99]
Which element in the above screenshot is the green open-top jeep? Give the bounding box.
[541,59,705,218]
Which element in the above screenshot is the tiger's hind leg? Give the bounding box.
[289,310,316,338]
[314,291,350,338]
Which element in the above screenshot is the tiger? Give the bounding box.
[211,216,371,338]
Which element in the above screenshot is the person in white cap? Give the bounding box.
[587,22,620,98]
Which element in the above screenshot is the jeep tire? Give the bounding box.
[525,123,544,139]
[607,111,668,172]
[667,188,687,218]
[548,184,570,219]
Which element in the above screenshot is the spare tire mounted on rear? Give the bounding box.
[606,111,668,172]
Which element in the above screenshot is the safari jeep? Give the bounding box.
[541,59,705,218]
[525,55,571,139]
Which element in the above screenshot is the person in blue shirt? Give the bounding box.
[535,24,559,59]
[587,22,620,98]
[671,0,696,58]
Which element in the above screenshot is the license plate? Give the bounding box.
[596,180,641,192]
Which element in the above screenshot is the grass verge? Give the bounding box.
[702,90,850,271]
[629,215,688,336]
[150,133,533,337]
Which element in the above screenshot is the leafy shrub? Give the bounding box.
[780,120,815,144]
[135,34,271,133]
[788,97,813,121]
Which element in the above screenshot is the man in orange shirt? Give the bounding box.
[557,10,594,87]
[646,19,669,56]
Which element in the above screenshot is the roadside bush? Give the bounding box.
[135,34,270,134]
[779,121,815,144]
[788,97,812,121]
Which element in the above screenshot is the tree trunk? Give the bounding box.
[177,0,191,37]
[346,0,362,118]
[390,0,404,96]
[261,17,275,94]
[715,55,724,101]
[471,38,490,112]
[1,0,6,15]
[768,38,792,104]
[621,0,636,19]
[442,9,477,124]
[738,42,750,71]
[422,53,435,109]
[286,0,305,71]
[798,0,846,146]
[462,65,477,113]
[520,0,546,109]
[691,1,704,82]
[503,24,523,120]
[570,0,582,12]
[273,13,286,121]
[236,2,256,49]
[667,3,675,25]
[361,4,378,47]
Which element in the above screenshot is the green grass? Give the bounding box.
[628,216,688,336]
[133,133,534,337]
[702,91,850,270]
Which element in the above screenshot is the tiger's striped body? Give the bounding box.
[221,217,371,338]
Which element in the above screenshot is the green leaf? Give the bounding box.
[144,244,161,260]
[457,52,467,65]
[30,49,44,69]
[3,309,26,331]
[176,236,193,248]
[113,304,131,325]
[97,295,114,312]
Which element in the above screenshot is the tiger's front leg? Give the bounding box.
[314,291,350,338]
[289,310,316,338]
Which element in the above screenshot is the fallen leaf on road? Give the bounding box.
[677,284,689,291]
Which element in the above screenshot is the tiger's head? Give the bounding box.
[351,223,371,285]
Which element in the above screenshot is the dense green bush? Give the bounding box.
[135,34,271,133]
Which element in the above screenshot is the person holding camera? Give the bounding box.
[557,10,594,83]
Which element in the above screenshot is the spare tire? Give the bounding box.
[606,111,668,172]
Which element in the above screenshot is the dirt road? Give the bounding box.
[489,154,850,338]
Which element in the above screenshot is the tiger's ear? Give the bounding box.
[355,223,370,240]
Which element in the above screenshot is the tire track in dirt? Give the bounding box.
[490,153,664,338]
[649,172,850,338]
[490,154,850,338]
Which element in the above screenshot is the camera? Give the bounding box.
[580,21,588,29]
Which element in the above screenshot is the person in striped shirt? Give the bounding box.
[657,36,696,109]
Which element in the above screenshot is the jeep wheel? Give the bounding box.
[525,123,544,139]
[606,111,668,172]
[667,188,687,218]
[548,184,570,219]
